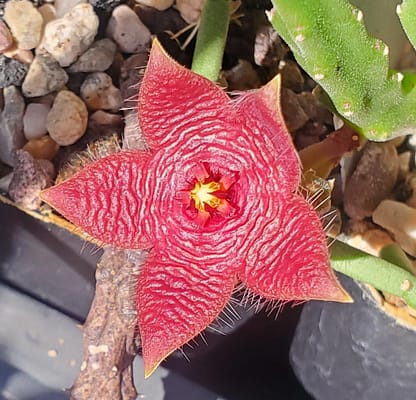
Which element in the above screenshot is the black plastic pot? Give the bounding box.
[290,275,416,400]
[0,203,311,400]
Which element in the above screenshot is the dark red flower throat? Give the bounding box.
[178,162,240,226]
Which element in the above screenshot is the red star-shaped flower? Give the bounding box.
[41,40,350,377]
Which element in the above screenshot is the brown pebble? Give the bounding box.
[3,42,34,63]
[281,88,309,133]
[23,135,59,160]
[221,59,260,91]
[344,142,399,220]
[296,91,333,126]
[279,59,304,93]
[47,90,88,146]
[348,228,393,257]
[0,20,13,53]
[254,24,287,68]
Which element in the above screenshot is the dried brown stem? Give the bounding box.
[70,248,146,400]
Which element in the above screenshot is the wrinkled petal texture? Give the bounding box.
[234,78,301,193]
[138,40,230,149]
[139,41,302,267]
[239,193,347,301]
[41,151,152,249]
[137,252,235,376]
[143,125,283,266]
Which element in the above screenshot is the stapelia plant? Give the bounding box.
[41,40,351,377]
[270,0,416,141]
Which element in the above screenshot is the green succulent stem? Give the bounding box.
[379,243,416,276]
[191,0,232,81]
[330,241,416,309]
[270,0,416,140]
[397,0,416,50]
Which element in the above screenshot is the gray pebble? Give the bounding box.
[8,149,54,210]
[0,86,26,166]
[106,5,151,54]
[23,103,50,140]
[22,52,68,97]
[89,0,123,14]
[0,172,13,193]
[120,53,148,150]
[0,55,28,87]
[344,142,399,220]
[67,39,117,73]
[80,72,122,112]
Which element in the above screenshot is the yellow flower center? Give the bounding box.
[190,181,222,212]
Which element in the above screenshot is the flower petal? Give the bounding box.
[234,75,301,193]
[138,39,231,149]
[238,193,351,302]
[137,252,236,377]
[40,151,152,249]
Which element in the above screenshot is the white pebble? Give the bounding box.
[4,0,43,50]
[41,4,99,67]
[54,0,87,17]
[106,5,151,54]
[175,0,204,24]
[23,103,50,140]
[373,200,416,257]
